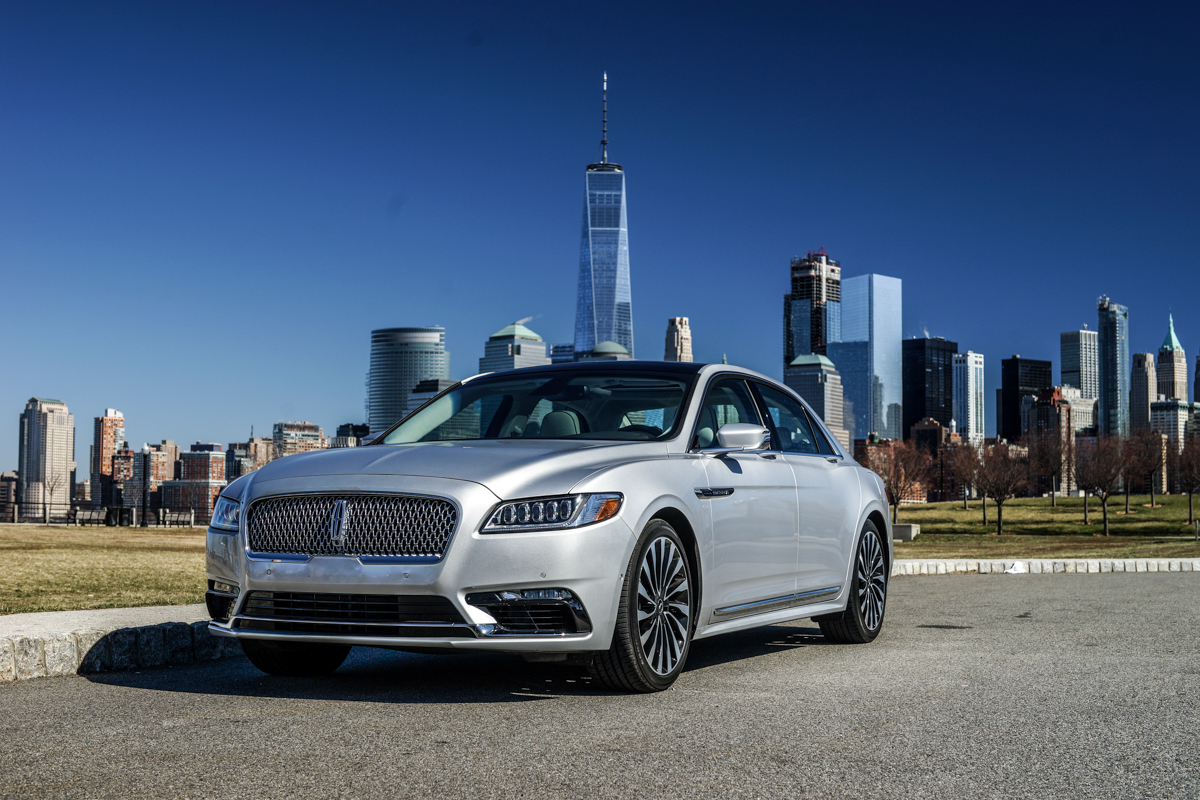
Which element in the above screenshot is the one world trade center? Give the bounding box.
[574,74,634,359]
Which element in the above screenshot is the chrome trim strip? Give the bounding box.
[713,585,842,619]
[233,615,474,630]
[694,487,735,498]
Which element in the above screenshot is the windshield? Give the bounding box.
[380,370,694,444]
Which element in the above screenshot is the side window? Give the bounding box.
[803,407,838,455]
[755,384,821,455]
[693,379,762,449]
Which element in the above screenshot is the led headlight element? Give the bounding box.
[482,493,622,533]
[210,496,241,532]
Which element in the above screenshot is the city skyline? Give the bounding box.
[3,3,1197,471]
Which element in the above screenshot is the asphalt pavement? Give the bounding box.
[1,574,1197,799]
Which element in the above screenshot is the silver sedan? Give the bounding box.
[206,362,892,692]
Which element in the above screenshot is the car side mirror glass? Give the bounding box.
[715,423,771,451]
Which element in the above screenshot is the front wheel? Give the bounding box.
[815,520,888,644]
[589,520,694,692]
[241,639,351,676]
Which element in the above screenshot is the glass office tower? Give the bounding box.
[833,274,903,440]
[1097,296,1130,438]
[366,327,450,434]
[574,76,633,359]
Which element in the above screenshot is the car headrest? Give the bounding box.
[695,405,717,448]
[540,410,580,438]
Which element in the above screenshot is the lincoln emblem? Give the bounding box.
[329,499,348,548]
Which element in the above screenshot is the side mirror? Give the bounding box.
[360,432,382,446]
[698,423,772,456]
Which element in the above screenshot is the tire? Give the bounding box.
[589,520,694,692]
[815,519,888,644]
[241,639,351,677]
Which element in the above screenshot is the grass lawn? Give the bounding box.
[0,524,206,615]
[892,494,1200,560]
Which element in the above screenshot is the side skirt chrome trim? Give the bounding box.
[712,586,842,620]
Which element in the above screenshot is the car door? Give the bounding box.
[693,377,800,617]
[752,382,857,596]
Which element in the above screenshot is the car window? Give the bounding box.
[693,378,762,449]
[755,384,821,455]
[381,371,693,443]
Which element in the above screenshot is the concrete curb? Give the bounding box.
[0,605,241,684]
[890,557,1200,576]
[2,559,1198,684]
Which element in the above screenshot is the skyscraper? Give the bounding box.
[829,273,902,440]
[367,327,450,433]
[479,322,551,372]
[90,408,125,508]
[782,249,841,366]
[574,74,633,359]
[902,336,958,439]
[17,397,76,516]
[999,356,1053,441]
[953,351,985,446]
[1129,353,1156,434]
[1157,314,1187,401]
[784,354,852,450]
[664,317,693,362]
[1097,296,1130,438]
[1060,327,1098,399]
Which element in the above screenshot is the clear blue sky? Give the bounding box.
[3,1,1197,472]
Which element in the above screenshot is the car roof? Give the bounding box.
[469,360,709,381]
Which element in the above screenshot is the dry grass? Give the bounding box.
[0,524,206,615]
[892,494,1200,559]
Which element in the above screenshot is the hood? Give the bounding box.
[245,439,667,499]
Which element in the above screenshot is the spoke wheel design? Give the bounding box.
[636,536,692,676]
[815,519,888,644]
[856,527,887,631]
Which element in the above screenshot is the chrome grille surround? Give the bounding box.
[246,493,458,559]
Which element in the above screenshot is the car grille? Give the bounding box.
[235,591,474,638]
[246,494,457,558]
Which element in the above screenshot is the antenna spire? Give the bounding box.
[601,72,608,164]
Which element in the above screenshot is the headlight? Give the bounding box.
[210,496,241,532]
[482,493,622,534]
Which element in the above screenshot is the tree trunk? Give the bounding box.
[963,488,968,511]
[1051,474,1057,508]
[1084,492,1090,525]
[1149,479,1156,508]
[996,501,1004,535]
[982,496,988,527]
[1102,496,1110,536]
[891,502,898,524]
[1189,490,1194,524]
[1124,487,1130,514]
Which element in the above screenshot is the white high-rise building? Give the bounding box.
[952,351,985,446]
[1061,327,1099,400]
[1060,386,1096,434]
[664,317,693,362]
[17,397,76,516]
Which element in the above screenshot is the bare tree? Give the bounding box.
[1133,431,1165,508]
[946,443,980,511]
[974,442,1028,535]
[1075,437,1124,536]
[43,469,68,522]
[1178,437,1200,525]
[1027,430,1067,507]
[870,440,935,524]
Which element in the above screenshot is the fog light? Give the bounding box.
[212,581,238,595]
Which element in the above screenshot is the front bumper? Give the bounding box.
[206,476,635,653]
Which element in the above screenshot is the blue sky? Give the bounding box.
[2,1,1197,471]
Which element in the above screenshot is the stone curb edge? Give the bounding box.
[3,557,1197,684]
[0,620,241,684]
[891,557,1200,577]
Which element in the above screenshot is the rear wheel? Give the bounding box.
[241,639,351,676]
[590,520,694,692]
[815,520,888,644]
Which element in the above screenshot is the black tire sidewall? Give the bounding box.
[850,520,887,639]
[623,520,694,690]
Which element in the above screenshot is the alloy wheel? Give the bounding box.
[636,536,691,675]
[856,528,887,631]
